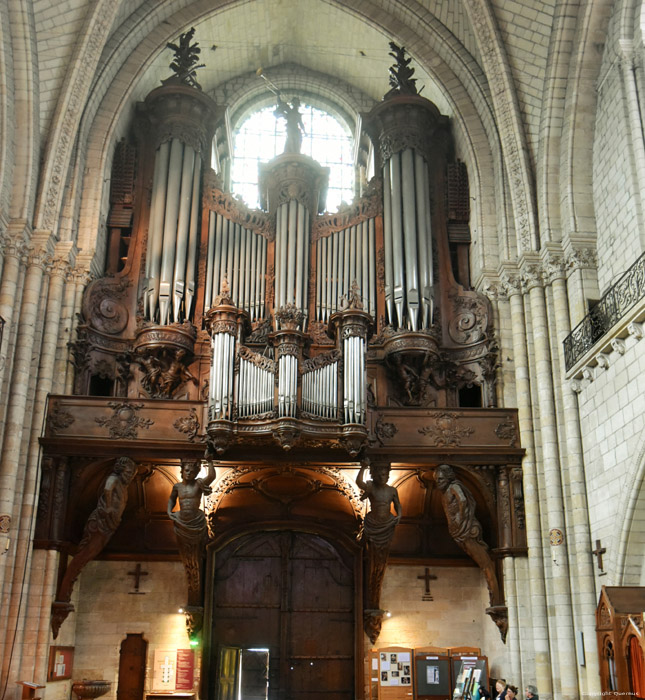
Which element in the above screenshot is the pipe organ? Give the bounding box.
[38,44,527,659]
[69,67,499,457]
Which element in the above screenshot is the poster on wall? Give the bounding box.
[153,649,176,691]
[175,650,195,691]
[47,647,74,681]
[379,651,412,687]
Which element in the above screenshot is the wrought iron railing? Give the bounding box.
[564,250,645,370]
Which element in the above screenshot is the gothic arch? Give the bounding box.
[70,0,506,281]
[616,430,645,585]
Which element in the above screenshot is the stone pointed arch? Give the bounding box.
[615,431,645,585]
[71,0,506,282]
[460,0,539,253]
[6,0,39,224]
[33,0,122,234]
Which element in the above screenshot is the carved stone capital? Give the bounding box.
[566,246,597,272]
[519,263,544,291]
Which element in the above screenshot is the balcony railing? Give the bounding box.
[564,250,645,370]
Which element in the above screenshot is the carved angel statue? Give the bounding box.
[274,96,305,154]
[163,27,205,90]
[434,464,501,605]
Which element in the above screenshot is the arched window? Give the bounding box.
[231,103,354,212]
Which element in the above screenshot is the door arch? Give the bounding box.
[208,530,359,700]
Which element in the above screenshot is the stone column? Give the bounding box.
[522,259,578,700]
[0,244,49,598]
[544,250,600,696]
[502,269,553,698]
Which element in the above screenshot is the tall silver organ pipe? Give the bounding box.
[277,352,298,418]
[204,211,268,323]
[275,198,310,328]
[301,351,340,420]
[382,146,434,331]
[342,333,366,424]
[235,347,275,418]
[209,327,236,421]
[314,217,377,321]
[144,138,202,324]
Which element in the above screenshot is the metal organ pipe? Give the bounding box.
[146,141,170,320]
[185,160,201,318]
[172,146,196,321]
[401,148,420,331]
[381,148,433,331]
[204,213,268,322]
[144,139,202,325]
[314,220,377,321]
[415,151,433,328]
[382,160,394,323]
[158,139,184,324]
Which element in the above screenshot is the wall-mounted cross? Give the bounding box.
[592,540,607,576]
[127,562,149,593]
[417,567,438,601]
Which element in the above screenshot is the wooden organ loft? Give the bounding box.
[37,41,526,700]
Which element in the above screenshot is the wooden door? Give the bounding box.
[211,531,355,700]
[117,634,147,700]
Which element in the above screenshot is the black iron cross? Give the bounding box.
[127,563,149,594]
[418,567,438,601]
[592,540,607,576]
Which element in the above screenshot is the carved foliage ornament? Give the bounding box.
[173,407,201,442]
[95,402,154,439]
[204,187,275,240]
[311,179,382,238]
[419,412,475,447]
[47,400,76,436]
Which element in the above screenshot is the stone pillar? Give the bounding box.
[544,250,600,696]
[502,268,553,699]
[0,240,50,689]
[522,258,578,700]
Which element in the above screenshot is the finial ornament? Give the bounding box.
[163,27,205,90]
[385,42,419,98]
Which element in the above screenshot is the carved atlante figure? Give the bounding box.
[356,458,402,643]
[167,455,216,604]
[274,96,305,154]
[434,464,501,605]
[357,459,402,549]
[51,456,138,637]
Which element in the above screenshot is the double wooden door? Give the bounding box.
[211,531,356,700]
